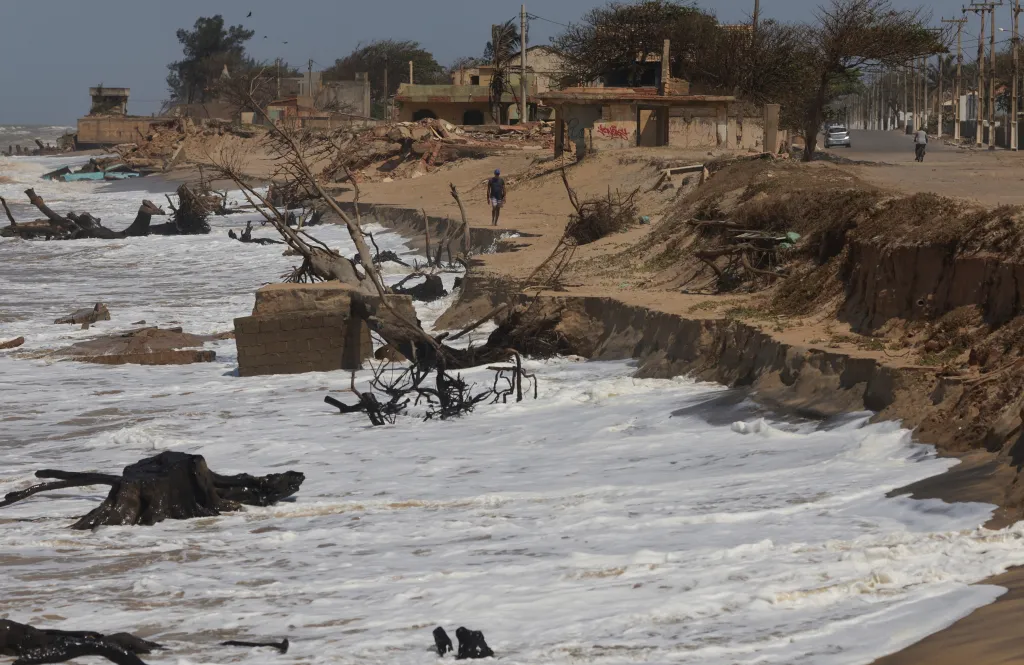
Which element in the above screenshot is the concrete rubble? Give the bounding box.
[328,118,554,183]
[53,326,226,365]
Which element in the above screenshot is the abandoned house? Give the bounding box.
[274,71,372,117]
[538,40,769,156]
[396,70,538,125]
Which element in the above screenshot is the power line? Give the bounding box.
[526,12,570,29]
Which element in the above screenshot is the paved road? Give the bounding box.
[822,129,953,163]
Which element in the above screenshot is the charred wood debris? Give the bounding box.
[0,620,492,665]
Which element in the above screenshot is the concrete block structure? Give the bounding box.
[77,116,164,148]
[89,87,130,115]
[233,283,373,377]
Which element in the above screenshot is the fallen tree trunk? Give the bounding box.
[2,193,168,241]
[25,189,77,234]
[0,619,162,665]
[0,452,304,529]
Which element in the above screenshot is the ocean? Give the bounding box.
[2,152,1024,665]
[0,124,74,152]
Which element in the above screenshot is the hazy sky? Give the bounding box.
[0,0,991,125]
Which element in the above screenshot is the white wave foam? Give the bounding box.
[0,156,1021,665]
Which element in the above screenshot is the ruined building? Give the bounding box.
[89,87,130,116]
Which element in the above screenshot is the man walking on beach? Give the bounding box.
[914,128,928,162]
[487,169,506,226]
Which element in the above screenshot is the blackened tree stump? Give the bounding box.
[0,619,162,665]
[1,452,304,529]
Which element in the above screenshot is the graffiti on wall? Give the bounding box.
[596,124,631,140]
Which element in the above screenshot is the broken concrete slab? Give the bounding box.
[54,327,218,365]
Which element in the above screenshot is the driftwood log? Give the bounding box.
[391,274,447,302]
[0,336,25,350]
[0,620,291,664]
[0,619,162,665]
[228,220,284,245]
[0,185,226,240]
[221,639,289,654]
[54,303,111,325]
[0,452,304,529]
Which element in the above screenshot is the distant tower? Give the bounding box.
[88,87,130,116]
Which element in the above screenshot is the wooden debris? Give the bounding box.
[0,451,305,529]
[54,303,110,326]
[0,619,163,665]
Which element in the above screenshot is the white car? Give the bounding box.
[824,126,852,148]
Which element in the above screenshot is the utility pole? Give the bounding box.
[943,17,967,141]
[1014,0,1021,149]
[409,60,414,84]
[753,0,760,35]
[383,53,389,120]
[922,57,929,131]
[990,2,1001,148]
[307,58,315,107]
[520,3,528,124]
[967,3,995,146]
[903,65,909,130]
[878,74,884,129]
[938,55,944,136]
[913,58,919,131]
[276,58,281,100]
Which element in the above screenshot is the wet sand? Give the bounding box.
[872,567,1024,665]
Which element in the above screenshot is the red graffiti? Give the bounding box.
[597,124,630,140]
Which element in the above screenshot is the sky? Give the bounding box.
[0,0,996,125]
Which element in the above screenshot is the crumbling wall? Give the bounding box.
[397,102,493,125]
[233,283,372,377]
[668,115,718,149]
[739,116,764,150]
[77,117,166,148]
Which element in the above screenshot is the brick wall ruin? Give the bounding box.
[233,283,372,377]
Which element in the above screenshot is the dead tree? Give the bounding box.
[325,343,536,426]
[1,190,168,240]
[0,619,162,665]
[156,184,215,235]
[0,452,304,529]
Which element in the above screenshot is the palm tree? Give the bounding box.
[488,20,519,123]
